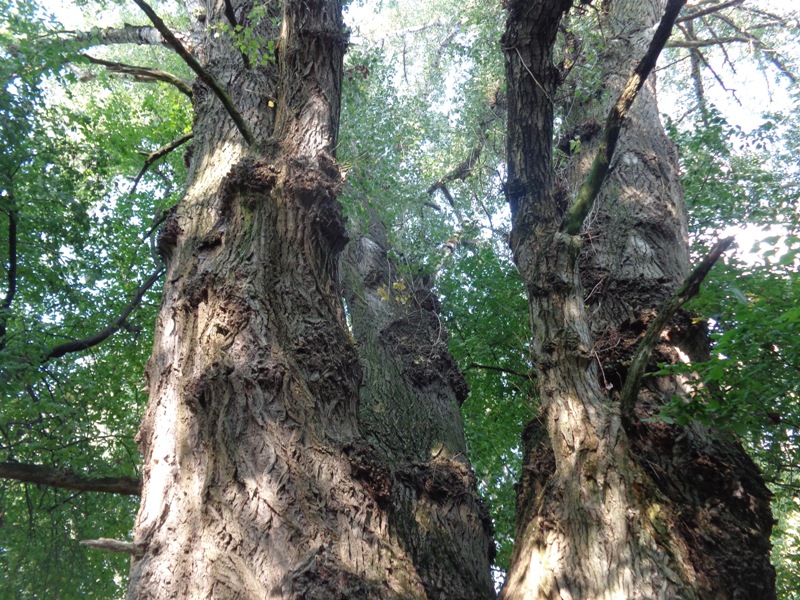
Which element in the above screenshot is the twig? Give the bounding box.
[619,237,735,420]
[131,0,255,145]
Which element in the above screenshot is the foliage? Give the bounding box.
[1,0,191,595]
[665,104,800,596]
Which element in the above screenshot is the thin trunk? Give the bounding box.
[502,1,774,598]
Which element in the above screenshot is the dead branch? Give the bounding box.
[676,0,744,23]
[667,35,750,48]
[80,538,144,556]
[66,23,180,49]
[130,132,194,195]
[81,54,193,97]
[45,266,164,361]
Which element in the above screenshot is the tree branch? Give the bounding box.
[465,362,534,381]
[66,23,184,50]
[81,54,193,97]
[45,266,164,361]
[562,0,687,235]
[711,12,797,83]
[130,132,194,195]
[131,0,255,146]
[0,461,141,495]
[620,237,735,420]
[426,89,505,215]
[80,538,144,555]
[1,203,17,313]
[0,191,18,347]
[667,35,750,48]
[676,0,743,23]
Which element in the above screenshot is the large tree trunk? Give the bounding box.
[128,0,491,597]
[501,1,774,598]
[341,209,496,599]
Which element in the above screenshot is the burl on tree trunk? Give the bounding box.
[128,0,493,598]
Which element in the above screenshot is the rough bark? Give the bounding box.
[502,1,774,599]
[341,209,496,599]
[128,0,492,598]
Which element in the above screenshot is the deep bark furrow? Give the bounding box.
[502,1,775,598]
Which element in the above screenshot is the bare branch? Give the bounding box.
[0,188,18,348]
[711,12,797,83]
[667,35,750,48]
[676,0,744,23]
[131,0,255,146]
[562,0,687,235]
[0,461,141,495]
[66,23,184,50]
[1,203,17,313]
[679,21,708,114]
[45,266,164,361]
[427,89,506,212]
[465,362,534,381]
[130,132,194,195]
[81,538,144,555]
[692,46,742,104]
[81,54,193,97]
[620,237,735,420]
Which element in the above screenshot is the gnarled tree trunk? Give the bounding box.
[501,1,774,598]
[342,208,496,599]
[128,0,492,597]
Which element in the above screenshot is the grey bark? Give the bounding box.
[127,0,492,597]
[341,209,496,599]
[502,1,774,598]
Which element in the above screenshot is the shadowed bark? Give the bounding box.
[502,0,775,598]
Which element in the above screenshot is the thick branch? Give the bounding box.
[620,237,735,419]
[131,0,255,146]
[562,0,687,235]
[0,461,141,495]
[130,132,194,194]
[45,267,164,361]
[82,54,193,97]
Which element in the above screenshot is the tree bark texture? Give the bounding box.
[341,209,496,599]
[128,0,491,597]
[502,1,774,599]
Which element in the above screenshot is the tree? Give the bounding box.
[2,0,800,598]
[501,0,779,597]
